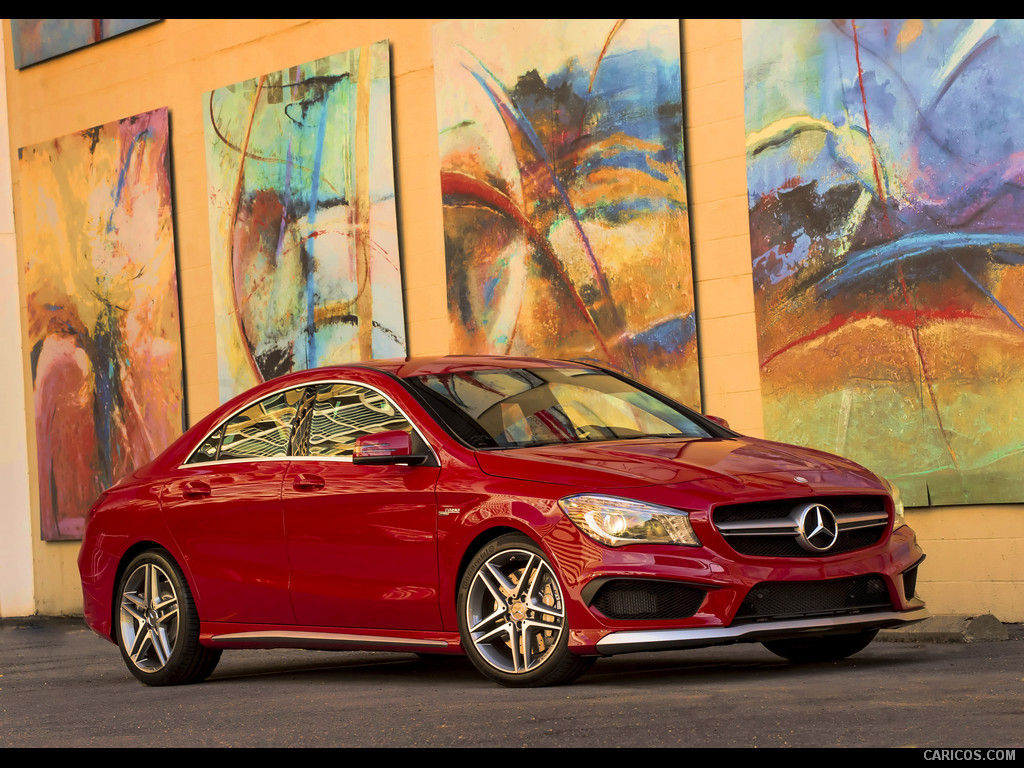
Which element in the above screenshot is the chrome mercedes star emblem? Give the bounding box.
[795,503,839,552]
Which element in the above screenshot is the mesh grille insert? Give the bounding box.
[734,575,892,622]
[591,580,706,620]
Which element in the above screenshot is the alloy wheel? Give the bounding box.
[464,548,566,674]
[119,562,181,673]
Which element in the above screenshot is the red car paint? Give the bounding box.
[79,355,927,687]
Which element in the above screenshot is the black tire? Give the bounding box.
[762,629,879,663]
[458,534,594,687]
[115,549,221,685]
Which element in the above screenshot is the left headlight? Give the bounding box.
[883,477,906,530]
[558,494,701,547]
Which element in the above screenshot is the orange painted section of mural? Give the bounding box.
[433,19,700,407]
[19,108,184,540]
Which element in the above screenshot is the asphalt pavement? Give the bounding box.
[1,615,1021,748]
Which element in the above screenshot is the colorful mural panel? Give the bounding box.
[744,19,1024,505]
[10,19,159,69]
[204,42,405,403]
[433,19,700,407]
[19,108,184,540]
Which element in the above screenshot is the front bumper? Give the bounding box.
[551,513,927,655]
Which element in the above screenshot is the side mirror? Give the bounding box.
[353,430,429,465]
[703,414,731,430]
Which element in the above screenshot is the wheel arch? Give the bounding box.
[449,492,567,606]
[454,526,525,601]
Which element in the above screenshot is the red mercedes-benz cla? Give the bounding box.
[78,355,927,687]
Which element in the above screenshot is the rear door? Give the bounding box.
[162,387,311,624]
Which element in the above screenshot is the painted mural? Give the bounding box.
[744,19,1024,505]
[10,19,159,69]
[19,108,184,540]
[204,42,405,403]
[433,19,700,407]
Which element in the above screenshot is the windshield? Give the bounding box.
[406,367,714,449]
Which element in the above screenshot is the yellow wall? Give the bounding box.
[684,19,763,435]
[3,19,1021,620]
[0,28,34,617]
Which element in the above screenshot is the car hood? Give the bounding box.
[474,436,881,491]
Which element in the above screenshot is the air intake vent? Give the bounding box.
[734,575,892,622]
[591,580,706,620]
[902,563,920,601]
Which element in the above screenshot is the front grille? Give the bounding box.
[734,575,892,622]
[713,496,888,557]
[722,528,882,558]
[590,580,706,620]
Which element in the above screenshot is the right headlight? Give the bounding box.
[558,494,701,547]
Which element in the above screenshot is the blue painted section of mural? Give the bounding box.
[10,19,159,69]
[744,19,1024,505]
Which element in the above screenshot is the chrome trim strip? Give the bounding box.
[836,511,889,525]
[836,519,888,532]
[209,630,449,648]
[717,519,796,534]
[594,605,930,655]
[718,510,888,537]
[178,455,293,467]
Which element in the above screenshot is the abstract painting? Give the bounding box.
[434,19,700,407]
[204,42,406,403]
[19,108,184,540]
[744,19,1024,505]
[10,19,159,69]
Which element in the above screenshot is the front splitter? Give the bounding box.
[595,605,930,655]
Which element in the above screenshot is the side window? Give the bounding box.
[219,388,309,460]
[187,387,310,463]
[185,425,224,464]
[306,383,413,457]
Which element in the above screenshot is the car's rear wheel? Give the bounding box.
[762,629,879,663]
[116,550,221,685]
[458,534,593,687]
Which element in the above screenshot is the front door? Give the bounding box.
[282,382,442,630]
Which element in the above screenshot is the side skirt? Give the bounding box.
[204,627,462,654]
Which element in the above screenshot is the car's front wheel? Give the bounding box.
[762,629,879,663]
[115,550,221,685]
[458,534,593,687]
